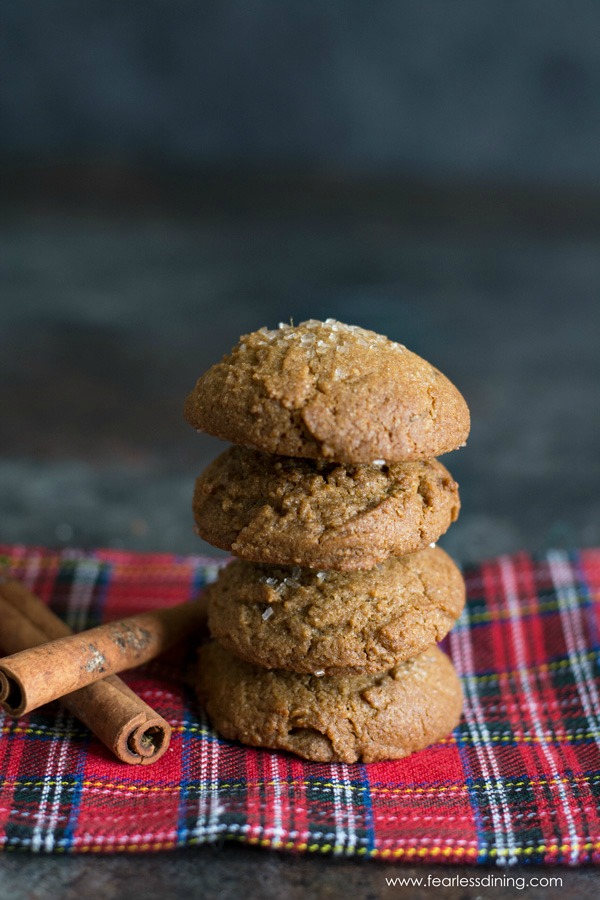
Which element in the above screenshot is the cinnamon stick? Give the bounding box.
[0,577,192,764]
[0,583,207,718]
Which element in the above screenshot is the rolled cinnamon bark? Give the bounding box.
[0,584,207,718]
[0,578,181,764]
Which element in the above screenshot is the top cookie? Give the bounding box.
[185,319,470,464]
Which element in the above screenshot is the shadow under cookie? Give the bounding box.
[205,547,465,674]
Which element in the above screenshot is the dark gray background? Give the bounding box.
[1,4,600,898]
[2,1,600,184]
[2,188,599,565]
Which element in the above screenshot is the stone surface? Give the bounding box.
[0,851,597,900]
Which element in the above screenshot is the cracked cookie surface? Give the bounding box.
[195,641,463,763]
[193,446,460,570]
[184,319,470,464]
[206,547,465,674]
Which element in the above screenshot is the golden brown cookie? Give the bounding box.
[193,446,460,570]
[184,319,470,465]
[195,641,463,763]
[206,547,465,674]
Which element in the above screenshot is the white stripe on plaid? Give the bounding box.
[330,762,358,855]
[191,708,209,840]
[342,763,358,854]
[270,755,285,847]
[450,611,519,864]
[330,764,345,854]
[208,729,221,839]
[549,551,600,753]
[548,549,600,865]
[30,708,67,852]
[23,553,54,853]
[191,710,222,842]
[32,555,100,852]
[500,556,581,862]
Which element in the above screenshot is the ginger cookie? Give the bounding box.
[193,446,460,570]
[195,641,463,763]
[184,319,470,465]
[206,547,465,674]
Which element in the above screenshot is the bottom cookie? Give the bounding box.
[195,641,463,763]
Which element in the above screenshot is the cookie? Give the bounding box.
[184,319,469,465]
[193,446,460,570]
[206,547,465,674]
[195,641,463,763]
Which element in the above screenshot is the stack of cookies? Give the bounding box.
[185,319,469,763]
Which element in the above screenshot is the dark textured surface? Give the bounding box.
[2,3,600,184]
[0,851,597,900]
[1,177,599,895]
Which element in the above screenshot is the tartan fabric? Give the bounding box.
[0,544,599,864]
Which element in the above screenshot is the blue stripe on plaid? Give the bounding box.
[359,764,376,854]
[89,561,112,628]
[574,551,600,650]
[176,556,221,846]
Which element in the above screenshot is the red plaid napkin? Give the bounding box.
[0,544,599,864]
